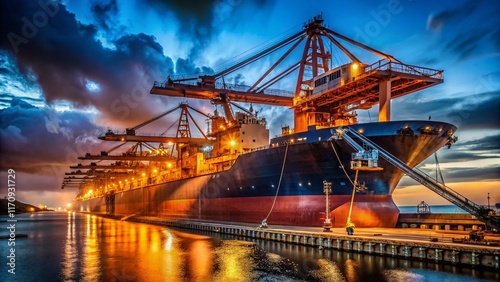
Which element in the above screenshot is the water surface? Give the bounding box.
[0,212,497,281]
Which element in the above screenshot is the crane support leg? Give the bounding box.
[379,79,391,122]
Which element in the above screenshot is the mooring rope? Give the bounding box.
[346,169,359,224]
[328,141,354,186]
[261,142,289,226]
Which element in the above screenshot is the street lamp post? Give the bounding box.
[323,180,332,232]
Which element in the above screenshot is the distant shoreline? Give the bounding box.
[0,199,52,215]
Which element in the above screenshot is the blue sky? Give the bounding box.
[0,0,498,208]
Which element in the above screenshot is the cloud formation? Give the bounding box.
[141,0,271,59]
[1,1,175,128]
[0,98,106,174]
[90,0,119,32]
[426,0,500,60]
[426,1,478,32]
[0,1,497,207]
[393,90,500,131]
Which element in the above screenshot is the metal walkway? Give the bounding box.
[343,127,500,231]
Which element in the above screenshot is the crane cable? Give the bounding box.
[260,142,289,228]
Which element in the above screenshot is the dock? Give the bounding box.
[398,213,487,231]
[88,213,500,270]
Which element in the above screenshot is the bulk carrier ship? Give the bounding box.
[64,15,461,228]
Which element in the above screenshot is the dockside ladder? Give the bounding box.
[342,127,500,231]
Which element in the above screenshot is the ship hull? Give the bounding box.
[73,120,457,228]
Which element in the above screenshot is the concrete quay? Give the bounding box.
[112,215,500,270]
[397,213,486,231]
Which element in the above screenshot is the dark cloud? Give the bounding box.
[426,0,500,61]
[454,134,500,152]
[0,93,44,105]
[0,98,107,177]
[142,0,271,58]
[444,31,490,60]
[0,1,175,128]
[175,57,213,75]
[231,73,245,85]
[259,105,293,136]
[393,90,500,131]
[0,2,231,196]
[426,1,478,32]
[434,151,493,163]
[0,50,43,105]
[398,165,500,186]
[445,167,500,182]
[445,92,500,131]
[141,0,220,58]
[91,0,119,31]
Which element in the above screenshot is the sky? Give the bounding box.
[0,0,499,209]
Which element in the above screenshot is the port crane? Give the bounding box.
[69,163,140,170]
[67,15,467,226]
[147,14,486,229]
[151,14,443,132]
[64,102,221,194]
[98,102,214,146]
[335,127,500,231]
[65,141,168,191]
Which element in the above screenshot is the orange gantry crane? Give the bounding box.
[151,14,443,132]
[98,102,214,146]
[63,102,212,192]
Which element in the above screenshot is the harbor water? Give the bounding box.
[0,212,497,282]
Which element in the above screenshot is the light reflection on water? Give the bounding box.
[0,212,497,282]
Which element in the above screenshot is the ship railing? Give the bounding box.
[364,59,443,79]
[243,145,270,153]
[76,145,280,201]
[153,80,197,88]
[204,146,269,164]
[100,131,184,138]
[124,132,178,137]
